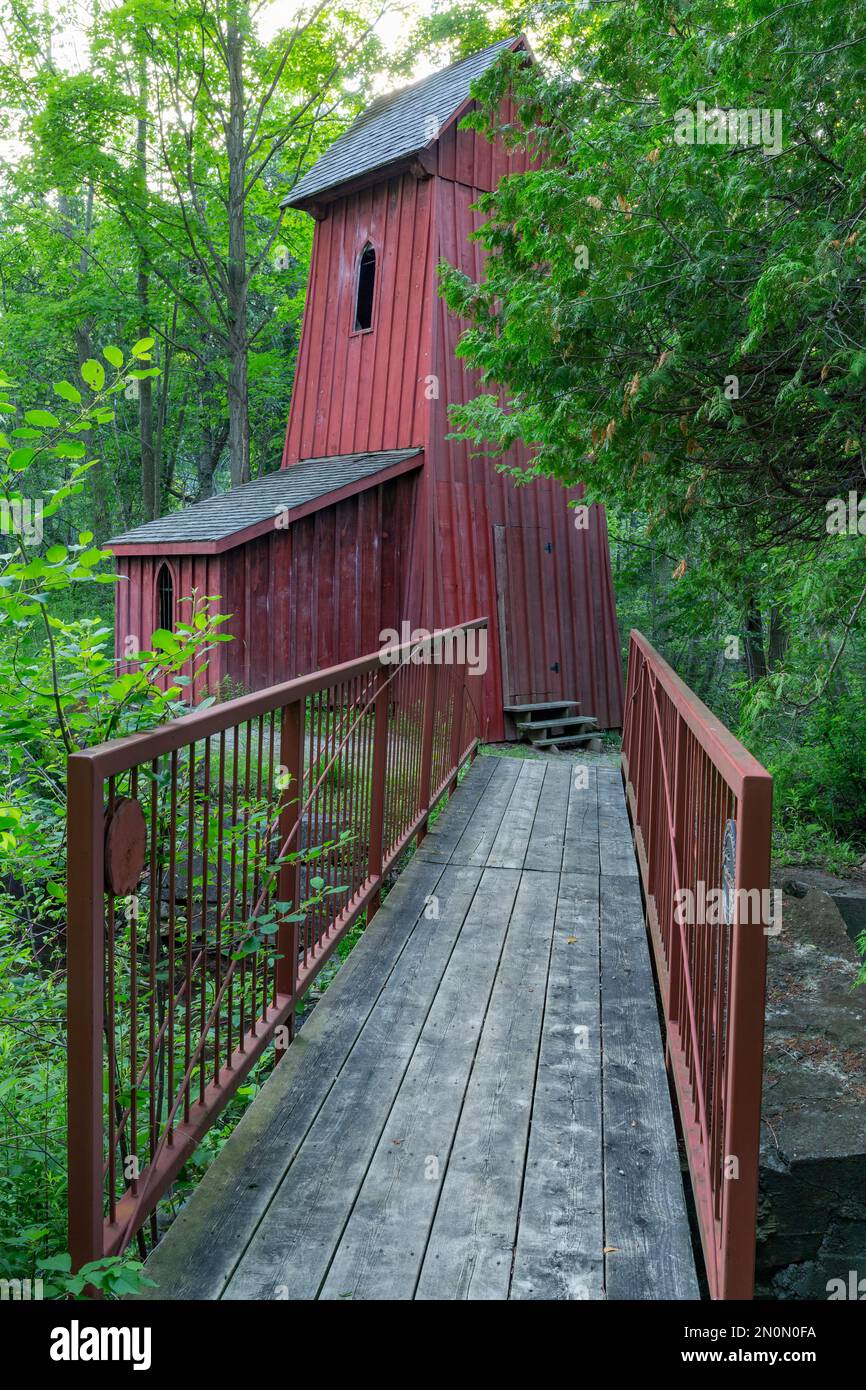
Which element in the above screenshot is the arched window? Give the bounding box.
[354,242,376,332]
[156,563,175,633]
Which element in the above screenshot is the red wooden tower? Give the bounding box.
[109,37,624,741]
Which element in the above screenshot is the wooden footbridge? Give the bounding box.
[67,623,772,1300]
[135,753,696,1300]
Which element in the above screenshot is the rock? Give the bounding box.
[757,876,866,1296]
[779,867,866,949]
[782,877,808,898]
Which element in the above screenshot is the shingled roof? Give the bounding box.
[107,449,422,552]
[283,36,522,208]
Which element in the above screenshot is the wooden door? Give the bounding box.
[493,524,564,706]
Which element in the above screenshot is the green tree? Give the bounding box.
[441,0,866,653]
[0,0,403,533]
[435,0,866,859]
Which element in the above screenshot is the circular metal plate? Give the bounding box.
[722,818,737,926]
[104,797,147,897]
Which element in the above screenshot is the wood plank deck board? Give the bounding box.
[414,871,559,1300]
[445,755,521,865]
[510,871,604,1300]
[600,874,701,1301]
[563,762,601,876]
[320,866,525,1301]
[486,759,546,869]
[415,753,498,862]
[597,766,639,878]
[222,863,485,1300]
[138,752,698,1302]
[524,761,571,873]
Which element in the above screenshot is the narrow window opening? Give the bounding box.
[157,563,175,633]
[354,242,376,331]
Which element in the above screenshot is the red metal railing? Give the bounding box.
[67,619,487,1270]
[621,630,772,1300]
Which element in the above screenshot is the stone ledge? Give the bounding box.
[757,878,866,1298]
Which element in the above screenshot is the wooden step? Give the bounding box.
[503,700,579,715]
[530,733,601,749]
[517,715,598,733]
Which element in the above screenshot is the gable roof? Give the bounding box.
[107,449,422,555]
[283,36,524,209]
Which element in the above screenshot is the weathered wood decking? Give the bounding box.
[138,752,698,1301]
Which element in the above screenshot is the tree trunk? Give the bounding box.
[137,53,159,520]
[767,603,789,671]
[155,298,178,512]
[138,267,157,518]
[225,12,250,488]
[743,596,767,683]
[196,421,229,500]
[61,185,111,540]
[162,394,188,502]
[227,338,249,487]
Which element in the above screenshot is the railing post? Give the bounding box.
[276,698,305,1053]
[415,651,437,845]
[666,713,689,1026]
[447,660,466,794]
[630,635,645,814]
[719,771,772,1300]
[67,753,106,1272]
[367,664,390,919]
[621,630,635,763]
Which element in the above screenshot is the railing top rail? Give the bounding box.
[69,617,488,779]
[627,628,771,798]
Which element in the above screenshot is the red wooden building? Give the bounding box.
[108,36,624,742]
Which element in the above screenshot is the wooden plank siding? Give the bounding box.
[114,552,224,700]
[282,172,434,465]
[135,752,699,1302]
[115,470,419,699]
[424,139,624,738]
[220,470,419,695]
